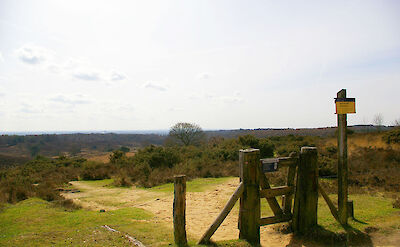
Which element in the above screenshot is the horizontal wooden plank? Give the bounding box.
[277,156,298,167]
[260,214,292,226]
[260,186,294,198]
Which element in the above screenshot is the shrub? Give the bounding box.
[383,128,400,144]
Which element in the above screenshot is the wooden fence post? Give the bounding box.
[293,147,318,235]
[337,89,349,225]
[173,175,187,247]
[239,149,260,246]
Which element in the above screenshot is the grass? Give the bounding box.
[0,198,173,247]
[2,177,400,246]
[79,179,115,186]
[318,194,400,232]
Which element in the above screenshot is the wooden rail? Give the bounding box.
[259,186,294,199]
[318,183,340,223]
[258,169,284,216]
[260,214,292,226]
[198,182,244,244]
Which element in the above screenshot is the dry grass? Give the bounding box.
[81,150,135,163]
[323,132,400,155]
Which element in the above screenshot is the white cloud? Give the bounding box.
[143,81,168,91]
[0,52,4,62]
[219,96,243,103]
[19,103,42,114]
[14,45,127,82]
[72,71,100,81]
[110,71,126,81]
[197,72,211,80]
[49,94,91,105]
[15,44,52,65]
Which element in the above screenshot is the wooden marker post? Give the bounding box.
[173,175,188,247]
[337,89,348,225]
[293,147,318,235]
[239,149,260,246]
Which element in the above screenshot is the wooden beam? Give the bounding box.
[173,175,188,247]
[239,149,260,246]
[284,154,298,215]
[293,147,318,235]
[277,156,298,167]
[260,186,294,198]
[318,184,340,223]
[337,89,349,225]
[258,168,284,216]
[259,214,292,226]
[198,182,244,244]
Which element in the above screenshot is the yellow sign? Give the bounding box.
[335,98,356,114]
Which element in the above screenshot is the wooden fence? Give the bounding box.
[174,147,323,246]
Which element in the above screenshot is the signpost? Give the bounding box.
[335,89,356,225]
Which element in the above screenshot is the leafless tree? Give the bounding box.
[393,118,400,127]
[373,113,384,131]
[168,122,205,146]
[373,113,384,126]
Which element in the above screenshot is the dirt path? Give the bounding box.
[63,179,399,247]
[63,178,292,246]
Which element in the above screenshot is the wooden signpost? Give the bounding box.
[335,89,356,225]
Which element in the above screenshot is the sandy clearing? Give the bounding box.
[63,178,292,246]
[63,178,400,247]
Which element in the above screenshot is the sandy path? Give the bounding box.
[63,178,292,246]
[63,179,400,247]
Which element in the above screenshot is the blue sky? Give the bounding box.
[0,0,399,131]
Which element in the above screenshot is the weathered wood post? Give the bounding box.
[239,149,260,246]
[337,89,348,225]
[173,175,187,247]
[293,147,318,235]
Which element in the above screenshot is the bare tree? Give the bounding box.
[373,113,384,126]
[168,122,205,146]
[373,113,384,131]
[393,118,400,127]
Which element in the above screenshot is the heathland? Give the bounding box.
[0,126,399,246]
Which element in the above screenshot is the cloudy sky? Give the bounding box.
[0,0,399,132]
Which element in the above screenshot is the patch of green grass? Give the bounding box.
[0,198,173,246]
[145,177,236,193]
[79,179,115,187]
[259,192,400,234]
[318,194,400,232]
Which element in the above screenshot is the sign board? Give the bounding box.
[335,98,356,114]
[261,158,279,173]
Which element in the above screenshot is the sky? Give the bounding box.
[0,0,399,132]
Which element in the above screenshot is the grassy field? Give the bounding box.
[0,198,172,246]
[1,177,399,246]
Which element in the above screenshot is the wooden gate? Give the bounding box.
[198,149,299,245]
[258,155,298,227]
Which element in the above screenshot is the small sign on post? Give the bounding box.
[335,89,356,225]
[335,98,356,114]
[260,158,279,173]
